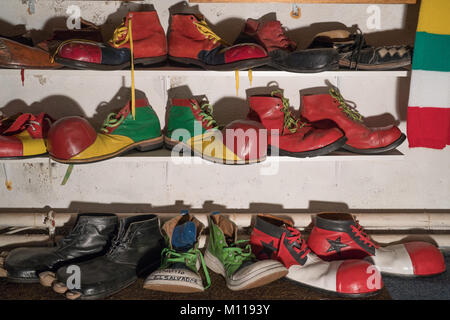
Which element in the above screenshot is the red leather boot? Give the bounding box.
[248,91,346,157]
[251,215,383,297]
[168,14,269,70]
[307,213,446,276]
[301,88,406,154]
[54,11,167,69]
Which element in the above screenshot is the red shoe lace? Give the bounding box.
[279,226,310,260]
[350,221,379,249]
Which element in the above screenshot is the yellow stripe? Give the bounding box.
[417,0,450,35]
[16,131,47,156]
[188,132,242,162]
[70,134,134,160]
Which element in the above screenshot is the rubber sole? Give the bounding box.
[6,275,40,284]
[51,136,164,164]
[341,133,406,154]
[268,136,348,158]
[168,56,270,71]
[0,152,48,160]
[339,58,411,71]
[268,61,339,73]
[143,282,204,293]
[54,55,167,70]
[164,136,265,165]
[204,250,288,291]
[283,276,383,299]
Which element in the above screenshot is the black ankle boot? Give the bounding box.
[55,214,164,300]
[4,213,118,283]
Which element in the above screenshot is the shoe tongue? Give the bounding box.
[172,221,196,252]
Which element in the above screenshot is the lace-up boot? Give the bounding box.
[144,213,210,293]
[53,11,167,70]
[0,113,53,158]
[3,214,118,283]
[168,13,269,70]
[165,98,266,164]
[47,96,163,163]
[307,213,446,276]
[248,91,346,157]
[301,88,406,154]
[235,18,339,73]
[54,214,163,299]
[204,213,287,291]
[251,214,383,297]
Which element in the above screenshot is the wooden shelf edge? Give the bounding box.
[190,0,416,4]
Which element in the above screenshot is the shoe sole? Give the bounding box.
[164,136,266,165]
[50,136,164,164]
[204,249,288,291]
[341,133,406,154]
[54,55,167,70]
[283,276,383,298]
[268,136,347,158]
[143,282,204,293]
[268,61,339,73]
[168,56,270,71]
[0,152,48,160]
[339,59,410,70]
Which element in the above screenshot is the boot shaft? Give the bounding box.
[57,213,118,257]
[169,14,219,59]
[110,11,167,59]
[107,214,163,267]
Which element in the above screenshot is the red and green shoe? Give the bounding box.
[47,98,163,163]
[165,98,267,164]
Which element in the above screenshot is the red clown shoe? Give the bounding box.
[307,213,446,276]
[250,215,383,297]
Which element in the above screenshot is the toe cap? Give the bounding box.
[336,260,383,294]
[404,242,446,276]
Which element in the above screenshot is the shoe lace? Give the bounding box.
[271,90,305,134]
[110,19,136,121]
[191,102,219,129]
[100,113,125,134]
[329,88,363,122]
[24,120,41,132]
[348,28,365,70]
[161,247,211,290]
[350,220,379,249]
[223,239,254,266]
[279,226,310,260]
[193,18,230,46]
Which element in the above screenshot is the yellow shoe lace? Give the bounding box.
[193,18,230,46]
[329,88,363,122]
[271,90,305,134]
[110,18,136,120]
[191,102,218,129]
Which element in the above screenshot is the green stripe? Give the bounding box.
[412,32,450,72]
[167,105,206,139]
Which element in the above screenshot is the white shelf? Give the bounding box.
[1,67,410,78]
[0,149,404,165]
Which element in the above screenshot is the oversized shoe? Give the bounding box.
[251,215,384,297]
[2,214,117,284]
[205,213,288,291]
[47,97,163,164]
[169,13,269,70]
[301,88,406,154]
[53,11,167,70]
[235,18,339,73]
[248,90,346,157]
[307,213,446,277]
[53,215,163,300]
[144,213,209,293]
[0,113,53,159]
[308,29,412,70]
[165,98,267,164]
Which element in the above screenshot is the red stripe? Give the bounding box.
[407,106,450,149]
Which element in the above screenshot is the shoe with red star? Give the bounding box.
[250,214,383,297]
[307,213,446,277]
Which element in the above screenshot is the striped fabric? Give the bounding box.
[407,0,450,149]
